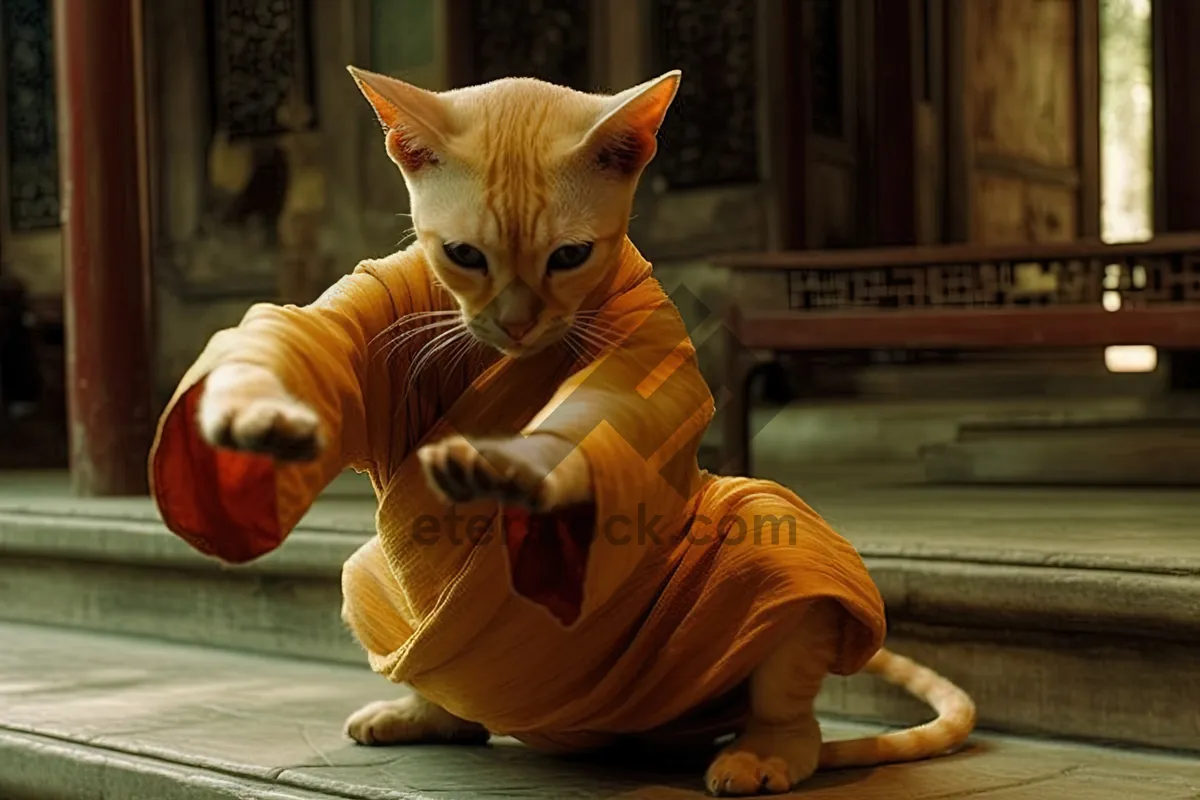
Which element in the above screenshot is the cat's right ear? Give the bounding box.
[347,66,450,172]
[578,70,682,177]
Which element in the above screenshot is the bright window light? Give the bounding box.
[1100,1,1156,376]
[1104,345,1158,373]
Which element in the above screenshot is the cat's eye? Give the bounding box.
[443,242,488,272]
[547,243,594,272]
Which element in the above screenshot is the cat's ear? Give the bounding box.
[579,70,681,176]
[347,66,450,172]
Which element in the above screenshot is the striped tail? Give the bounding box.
[818,648,977,770]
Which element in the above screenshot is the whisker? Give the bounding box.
[406,328,471,392]
[571,314,627,340]
[574,315,624,334]
[442,335,480,384]
[369,310,463,349]
[572,322,622,353]
[375,319,464,364]
[418,332,473,389]
[575,328,622,350]
[573,333,621,361]
[403,334,457,393]
[578,315,628,339]
[561,331,590,364]
[568,327,609,358]
[571,333,607,357]
[394,224,418,249]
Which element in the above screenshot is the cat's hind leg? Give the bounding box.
[704,598,842,796]
[341,541,488,746]
[345,691,490,746]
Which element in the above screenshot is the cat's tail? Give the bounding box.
[817,648,976,770]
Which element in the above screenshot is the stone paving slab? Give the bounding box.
[0,470,377,533]
[1,622,1199,800]
[4,465,1200,575]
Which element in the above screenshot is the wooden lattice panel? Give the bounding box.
[786,250,1200,312]
[2,0,59,231]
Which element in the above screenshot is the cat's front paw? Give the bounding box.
[197,363,325,461]
[417,434,554,510]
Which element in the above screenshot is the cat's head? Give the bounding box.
[349,67,680,357]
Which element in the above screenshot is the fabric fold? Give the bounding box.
[150,238,887,743]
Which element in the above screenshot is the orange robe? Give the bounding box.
[150,239,885,747]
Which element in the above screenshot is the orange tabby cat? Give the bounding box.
[182,68,976,796]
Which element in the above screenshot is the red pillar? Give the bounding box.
[53,0,153,495]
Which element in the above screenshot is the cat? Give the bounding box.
[194,67,976,796]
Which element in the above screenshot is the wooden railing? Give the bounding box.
[712,235,1200,474]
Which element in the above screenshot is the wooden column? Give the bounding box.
[1155,2,1200,232]
[1076,0,1101,238]
[872,0,917,245]
[54,0,153,495]
[1154,1,1200,390]
[766,0,810,250]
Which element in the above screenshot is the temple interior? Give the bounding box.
[0,1,1198,798]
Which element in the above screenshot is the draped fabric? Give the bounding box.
[150,239,885,746]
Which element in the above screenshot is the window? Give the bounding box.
[1100,0,1154,371]
[1099,0,1152,244]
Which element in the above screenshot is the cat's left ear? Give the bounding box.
[347,66,451,172]
[578,70,681,176]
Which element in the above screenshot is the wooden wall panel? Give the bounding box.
[967,0,1076,169]
[950,0,1096,244]
[972,173,1077,244]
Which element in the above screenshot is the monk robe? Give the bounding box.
[150,239,886,747]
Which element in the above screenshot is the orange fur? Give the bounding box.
[707,600,975,794]
[346,66,679,358]
[819,648,977,769]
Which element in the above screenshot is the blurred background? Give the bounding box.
[0,0,1179,482]
[3,6,1200,791]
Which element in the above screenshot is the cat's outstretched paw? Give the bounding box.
[197,363,324,461]
[345,695,489,746]
[417,434,557,510]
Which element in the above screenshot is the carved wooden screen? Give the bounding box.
[462,0,591,90]
[1,0,59,231]
[651,0,759,189]
[785,249,1200,312]
[207,0,317,138]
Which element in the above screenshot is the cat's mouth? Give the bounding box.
[469,318,569,359]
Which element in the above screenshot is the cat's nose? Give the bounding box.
[499,320,535,342]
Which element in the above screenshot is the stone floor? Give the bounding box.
[4,457,1198,574]
[2,621,1199,800]
[2,401,1199,798]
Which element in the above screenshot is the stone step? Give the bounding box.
[1,469,1198,754]
[921,419,1200,485]
[2,621,1199,800]
[747,394,1164,466]
[0,502,368,666]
